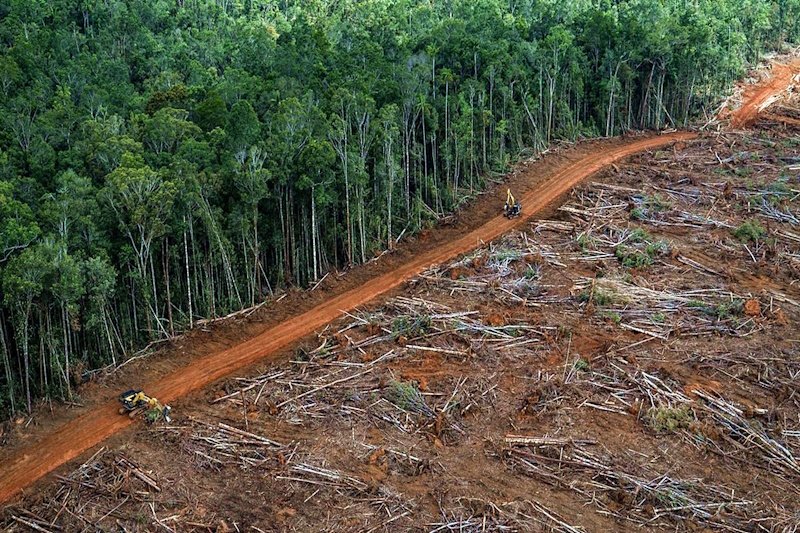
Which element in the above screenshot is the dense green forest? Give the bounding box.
[0,0,798,417]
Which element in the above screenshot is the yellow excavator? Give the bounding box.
[118,390,172,423]
[504,189,522,219]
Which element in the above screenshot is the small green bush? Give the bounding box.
[577,233,596,251]
[644,406,693,433]
[573,358,590,372]
[579,288,615,306]
[392,315,432,339]
[713,300,744,319]
[630,207,647,220]
[685,299,743,319]
[601,311,622,324]
[645,240,669,256]
[384,380,430,415]
[646,194,671,211]
[524,265,540,279]
[494,248,522,262]
[615,245,653,268]
[733,219,767,243]
[629,228,651,243]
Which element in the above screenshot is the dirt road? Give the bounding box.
[0,131,698,505]
[730,58,800,128]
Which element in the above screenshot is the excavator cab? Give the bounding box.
[504,189,522,219]
[119,389,172,423]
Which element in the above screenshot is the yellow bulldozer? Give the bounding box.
[118,390,172,424]
[504,189,522,219]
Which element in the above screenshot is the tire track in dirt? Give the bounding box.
[0,132,696,506]
[729,58,800,128]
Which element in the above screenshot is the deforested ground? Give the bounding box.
[4,92,800,532]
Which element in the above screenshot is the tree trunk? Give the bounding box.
[0,313,16,414]
[311,184,318,280]
[164,238,174,336]
[183,222,194,329]
[61,304,71,398]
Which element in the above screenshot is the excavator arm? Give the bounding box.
[504,189,521,218]
[118,389,171,423]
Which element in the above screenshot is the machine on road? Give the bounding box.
[118,389,172,423]
[504,189,522,218]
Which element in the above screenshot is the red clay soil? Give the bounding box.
[729,58,800,128]
[0,131,695,506]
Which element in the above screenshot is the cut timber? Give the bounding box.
[504,435,597,446]
[0,132,696,506]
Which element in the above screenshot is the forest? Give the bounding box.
[0,0,798,418]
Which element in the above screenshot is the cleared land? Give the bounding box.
[1,60,799,531]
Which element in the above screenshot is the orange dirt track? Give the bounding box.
[730,58,800,128]
[0,131,696,506]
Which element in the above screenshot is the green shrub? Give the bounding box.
[494,248,522,262]
[629,228,651,243]
[392,315,432,339]
[630,207,647,220]
[733,219,767,243]
[645,240,670,256]
[577,233,596,251]
[524,265,540,279]
[713,300,744,319]
[685,299,743,319]
[573,358,590,372]
[644,406,693,433]
[579,288,615,306]
[615,245,653,268]
[646,194,671,211]
[384,380,430,415]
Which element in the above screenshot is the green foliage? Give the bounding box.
[195,92,228,132]
[576,233,596,251]
[646,195,671,211]
[227,101,261,152]
[615,228,669,269]
[630,207,647,221]
[573,358,591,372]
[523,266,540,280]
[732,219,767,242]
[392,315,432,340]
[644,406,694,433]
[712,300,744,320]
[615,245,654,268]
[579,288,615,306]
[629,228,651,243]
[687,299,744,319]
[0,180,40,263]
[384,380,430,415]
[631,194,671,220]
[645,241,670,256]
